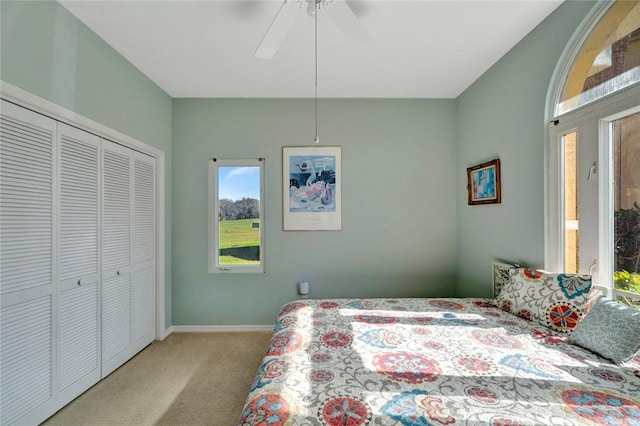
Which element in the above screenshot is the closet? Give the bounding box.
[0,99,157,425]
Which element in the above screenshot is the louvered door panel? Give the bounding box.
[133,267,155,345]
[59,128,99,280]
[58,283,99,390]
[102,274,131,362]
[57,123,101,395]
[103,147,130,272]
[102,140,133,376]
[0,101,56,426]
[132,154,156,350]
[134,158,155,264]
[0,297,53,425]
[0,104,54,295]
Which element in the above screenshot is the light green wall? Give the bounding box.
[2,0,603,326]
[172,99,457,325]
[455,1,597,297]
[1,1,173,327]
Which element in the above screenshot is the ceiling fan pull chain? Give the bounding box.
[313,0,319,144]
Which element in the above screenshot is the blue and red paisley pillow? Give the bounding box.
[495,268,593,333]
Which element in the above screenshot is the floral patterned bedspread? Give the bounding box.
[239,298,640,426]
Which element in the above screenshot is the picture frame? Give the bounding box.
[283,146,342,231]
[467,159,501,205]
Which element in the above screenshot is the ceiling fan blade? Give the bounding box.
[326,0,372,45]
[255,0,302,59]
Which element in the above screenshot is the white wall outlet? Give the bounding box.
[298,281,310,296]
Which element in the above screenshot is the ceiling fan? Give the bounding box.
[255,0,372,59]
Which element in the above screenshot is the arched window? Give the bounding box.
[556,2,640,115]
[548,1,640,307]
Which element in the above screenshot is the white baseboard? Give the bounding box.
[170,325,275,334]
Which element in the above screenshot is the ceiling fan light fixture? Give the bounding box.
[255,0,370,59]
[308,0,330,17]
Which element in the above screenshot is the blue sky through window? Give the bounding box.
[218,166,260,201]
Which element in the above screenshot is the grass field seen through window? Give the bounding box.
[219,219,260,264]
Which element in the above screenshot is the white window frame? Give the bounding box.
[547,85,640,297]
[208,158,265,274]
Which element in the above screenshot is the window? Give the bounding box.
[612,112,640,306]
[549,1,640,308]
[550,97,640,308]
[209,158,265,273]
[556,2,640,115]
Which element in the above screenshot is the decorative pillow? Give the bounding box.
[495,268,592,333]
[567,298,640,364]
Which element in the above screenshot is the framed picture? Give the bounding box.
[283,146,341,231]
[467,159,501,205]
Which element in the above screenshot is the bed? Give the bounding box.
[239,271,640,425]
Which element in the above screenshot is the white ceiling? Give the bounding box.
[59,0,564,98]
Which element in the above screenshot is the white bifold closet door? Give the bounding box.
[0,100,57,426]
[1,104,103,425]
[131,151,156,354]
[101,140,133,376]
[56,123,101,397]
[101,140,156,377]
[0,99,157,424]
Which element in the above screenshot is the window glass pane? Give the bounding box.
[217,166,261,265]
[613,112,640,307]
[557,2,640,115]
[563,132,579,273]
[209,159,264,273]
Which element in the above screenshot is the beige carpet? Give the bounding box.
[43,332,272,426]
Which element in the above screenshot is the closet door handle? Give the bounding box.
[77,279,84,286]
[116,269,121,276]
